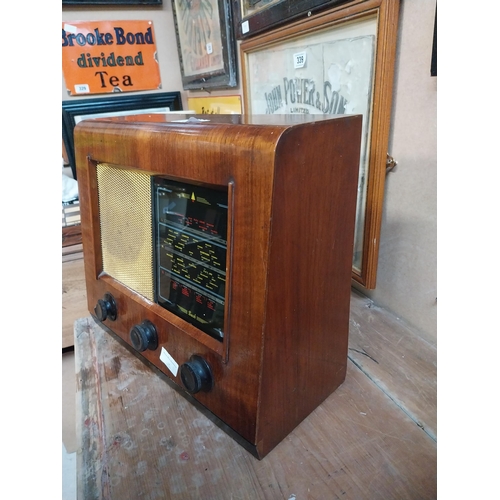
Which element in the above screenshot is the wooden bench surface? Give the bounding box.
[75,291,437,499]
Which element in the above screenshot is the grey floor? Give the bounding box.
[62,350,77,500]
[62,442,76,500]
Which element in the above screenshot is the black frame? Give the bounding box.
[172,0,238,90]
[431,7,437,77]
[231,0,351,39]
[63,0,161,5]
[62,92,182,179]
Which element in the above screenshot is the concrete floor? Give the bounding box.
[62,350,77,500]
[62,442,76,500]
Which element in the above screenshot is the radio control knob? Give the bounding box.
[180,355,213,394]
[130,320,158,352]
[94,293,117,322]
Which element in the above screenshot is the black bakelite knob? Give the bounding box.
[180,355,213,394]
[130,320,158,352]
[94,293,117,322]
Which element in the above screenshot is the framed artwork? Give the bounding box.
[240,0,400,288]
[187,95,242,114]
[231,0,351,39]
[63,0,161,4]
[171,0,238,90]
[62,91,182,179]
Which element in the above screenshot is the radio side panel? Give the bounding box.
[256,116,363,457]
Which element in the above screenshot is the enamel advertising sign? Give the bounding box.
[62,20,162,95]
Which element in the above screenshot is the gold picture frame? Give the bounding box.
[240,0,400,288]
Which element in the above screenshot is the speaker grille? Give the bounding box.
[96,163,154,301]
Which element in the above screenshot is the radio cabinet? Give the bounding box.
[75,113,362,459]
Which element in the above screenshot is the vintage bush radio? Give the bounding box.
[75,113,362,459]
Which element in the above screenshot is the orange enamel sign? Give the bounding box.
[62,20,162,96]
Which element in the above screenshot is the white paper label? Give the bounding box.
[160,347,179,377]
[74,84,90,94]
[206,42,213,54]
[293,51,307,69]
[242,20,249,34]
[64,23,77,34]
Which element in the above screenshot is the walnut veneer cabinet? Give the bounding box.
[75,113,362,458]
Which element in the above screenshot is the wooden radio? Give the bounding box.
[75,113,362,459]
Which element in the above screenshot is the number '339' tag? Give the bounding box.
[293,51,307,69]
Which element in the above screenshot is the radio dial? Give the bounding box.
[180,355,213,394]
[94,293,117,322]
[130,320,158,352]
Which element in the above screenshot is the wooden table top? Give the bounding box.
[74,292,436,499]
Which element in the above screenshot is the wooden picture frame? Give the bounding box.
[240,0,400,288]
[63,0,161,5]
[171,0,238,90]
[62,91,182,179]
[232,0,350,39]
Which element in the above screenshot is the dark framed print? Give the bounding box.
[240,0,400,288]
[171,0,238,90]
[431,7,437,76]
[63,0,162,5]
[62,91,182,179]
[232,0,351,39]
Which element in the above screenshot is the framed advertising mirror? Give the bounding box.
[240,0,400,288]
